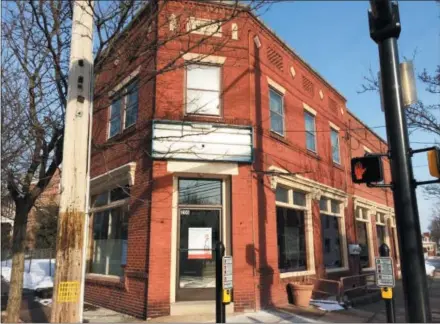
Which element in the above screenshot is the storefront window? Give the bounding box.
[89,186,129,277]
[320,198,343,269]
[356,206,372,269]
[276,206,307,272]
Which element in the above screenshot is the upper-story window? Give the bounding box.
[305,111,316,152]
[269,88,284,136]
[330,128,340,164]
[186,64,221,116]
[109,81,138,138]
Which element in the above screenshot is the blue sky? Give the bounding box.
[260,1,440,231]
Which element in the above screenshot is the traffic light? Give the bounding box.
[351,156,384,184]
[427,147,440,178]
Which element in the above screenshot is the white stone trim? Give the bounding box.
[253,35,261,48]
[319,90,324,100]
[267,77,286,95]
[329,121,340,131]
[108,66,141,97]
[363,146,372,153]
[90,162,136,195]
[290,66,296,78]
[182,52,226,65]
[303,103,317,116]
[186,17,222,37]
[167,161,238,175]
[231,23,238,40]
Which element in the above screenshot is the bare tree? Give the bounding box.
[1,0,266,321]
[428,199,440,245]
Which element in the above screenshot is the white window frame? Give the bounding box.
[330,125,340,164]
[108,81,138,139]
[269,87,285,136]
[275,181,315,278]
[319,196,349,273]
[185,63,221,116]
[304,109,317,153]
[390,214,400,266]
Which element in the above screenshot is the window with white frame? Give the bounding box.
[330,128,340,164]
[375,212,387,249]
[89,186,130,276]
[186,64,221,116]
[109,81,138,138]
[355,206,372,269]
[319,197,345,269]
[275,186,308,272]
[305,111,316,152]
[269,88,284,136]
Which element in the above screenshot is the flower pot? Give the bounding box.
[288,283,313,307]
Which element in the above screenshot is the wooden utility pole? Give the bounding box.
[50,1,94,322]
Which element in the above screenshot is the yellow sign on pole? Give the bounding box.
[381,287,393,299]
[58,281,80,303]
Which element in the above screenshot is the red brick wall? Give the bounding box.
[88,0,397,318]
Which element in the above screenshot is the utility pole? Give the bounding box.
[50,1,94,322]
[368,0,431,322]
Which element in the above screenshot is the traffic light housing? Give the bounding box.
[351,156,384,184]
[428,147,440,178]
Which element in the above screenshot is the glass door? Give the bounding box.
[176,178,222,301]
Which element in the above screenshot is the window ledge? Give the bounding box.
[85,273,125,289]
[270,131,289,145]
[333,162,344,171]
[280,269,316,279]
[106,125,137,143]
[361,267,375,273]
[306,150,321,161]
[326,266,349,274]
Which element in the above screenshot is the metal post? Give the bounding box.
[215,242,225,323]
[380,244,396,323]
[368,1,431,322]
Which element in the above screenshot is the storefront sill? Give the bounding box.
[325,267,349,274]
[85,274,125,289]
[279,270,316,279]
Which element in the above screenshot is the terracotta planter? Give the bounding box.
[288,283,313,307]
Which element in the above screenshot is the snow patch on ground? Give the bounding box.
[310,299,345,312]
[1,259,55,290]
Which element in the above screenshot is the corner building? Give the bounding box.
[86,0,399,319]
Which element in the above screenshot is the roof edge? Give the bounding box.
[346,108,388,146]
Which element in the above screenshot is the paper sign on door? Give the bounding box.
[188,227,212,259]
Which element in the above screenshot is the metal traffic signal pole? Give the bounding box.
[368,0,431,322]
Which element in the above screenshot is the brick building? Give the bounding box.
[86,1,400,319]
[422,232,438,257]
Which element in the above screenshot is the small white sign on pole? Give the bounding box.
[188,227,212,259]
[223,256,233,289]
[375,257,395,287]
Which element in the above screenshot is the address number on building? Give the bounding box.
[223,256,233,289]
[375,257,395,288]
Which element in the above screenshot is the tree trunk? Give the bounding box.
[5,202,30,323]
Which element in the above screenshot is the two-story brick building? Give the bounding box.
[85,0,400,319]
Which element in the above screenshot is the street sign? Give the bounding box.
[375,257,395,288]
[351,156,384,184]
[222,256,233,289]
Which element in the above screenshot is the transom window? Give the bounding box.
[186,64,221,116]
[275,186,308,272]
[109,81,138,138]
[269,88,284,136]
[178,179,222,205]
[305,111,316,152]
[89,186,130,276]
[320,198,344,269]
[330,128,340,164]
